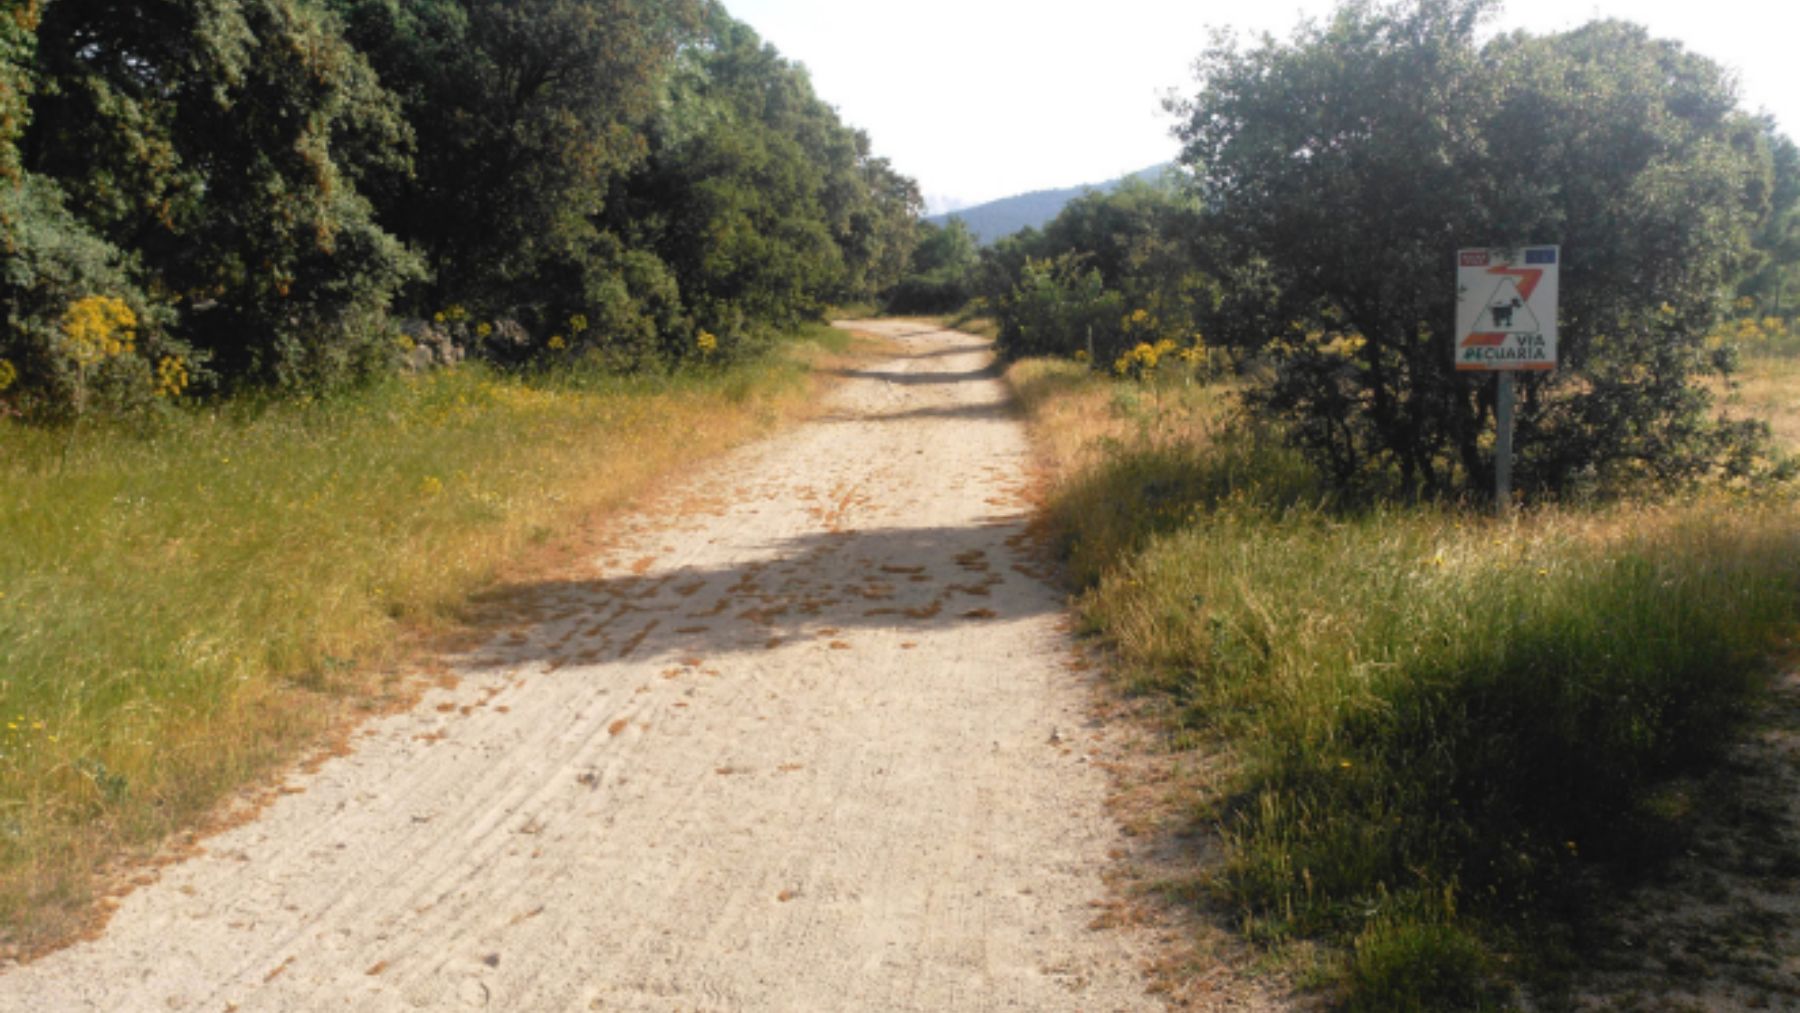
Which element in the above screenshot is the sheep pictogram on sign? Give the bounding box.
[1489,297,1522,329]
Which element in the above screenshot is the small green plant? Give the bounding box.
[1345,916,1493,1011]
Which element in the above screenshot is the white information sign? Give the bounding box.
[1455,246,1559,372]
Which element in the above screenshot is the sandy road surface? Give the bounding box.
[3,322,1160,1011]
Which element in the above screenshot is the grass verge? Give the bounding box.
[1008,356,1800,1008]
[927,305,999,340]
[0,324,860,955]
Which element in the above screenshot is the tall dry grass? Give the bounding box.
[1731,350,1800,454]
[0,326,856,953]
[1008,355,1800,1007]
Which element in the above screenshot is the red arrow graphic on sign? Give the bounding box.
[1462,266,1545,347]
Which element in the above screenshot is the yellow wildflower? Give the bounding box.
[1114,341,1163,378]
[155,356,190,398]
[547,334,567,351]
[696,330,719,355]
[61,295,138,367]
[0,358,16,392]
[569,313,589,334]
[475,321,493,339]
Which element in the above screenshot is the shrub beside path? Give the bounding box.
[4,322,1200,1010]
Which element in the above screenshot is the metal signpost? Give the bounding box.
[1455,245,1559,513]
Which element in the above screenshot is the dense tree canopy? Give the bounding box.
[886,217,980,313]
[331,0,692,316]
[613,6,916,350]
[29,0,422,390]
[978,176,1214,364]
[0,0,921,415]
[1738,123,1800,313]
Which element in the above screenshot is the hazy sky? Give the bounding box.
[723,0,1800,214]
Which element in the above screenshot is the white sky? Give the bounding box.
[722,0,1800,214]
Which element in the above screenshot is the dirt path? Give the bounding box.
[5,322,1163,1011]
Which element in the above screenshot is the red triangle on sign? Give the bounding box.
[1460,266,1545,349]
[1490,267,1543,301]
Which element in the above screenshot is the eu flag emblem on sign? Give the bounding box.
[1526,248,1557,265]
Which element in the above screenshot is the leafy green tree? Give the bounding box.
[1036,177,1214,347]
[0,0,34,191]
[886,217,979,313]
[611,5,912,354]
[2,0,170,417]
[0,178,163,417]
[1737,122,1800,314]
[23,0,421,390]
[973,178,1216,365]
[1174,0,1788,499]
[974,226,1042,314]
[1039,178,1178,289]
[842,154,923,304]
[914,217,981,279]
[5,0,922,397]
[338,1,910,363]
[332,0,694,329]
[629,60,842,339]
[993,254,1122,361]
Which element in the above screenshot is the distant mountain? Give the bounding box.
[922,193,971,217]
[925,163,1174,244]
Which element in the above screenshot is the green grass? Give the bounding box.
[0,328,850,953]
[1009,356,1800,1008]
